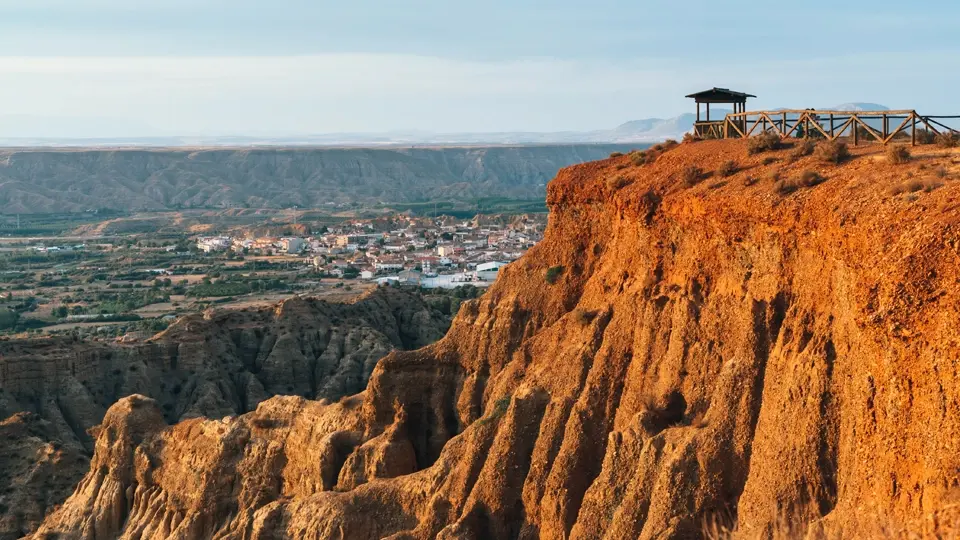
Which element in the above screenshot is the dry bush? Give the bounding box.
[890,178,941,195]
[886,145,911,164]
[762,156,778,165]
[607,175,631,191]
[747,132,783,155]
[789,139,816,161]
[937,132,960,148]
[662,139,679,149]
[615,163,628,170]
[743,175,759,187]
[815,140,850,164]
[545,265,564,284]
[609,151,624,158]
[774,170,824,195]
[572,308,596,326]
[915,129,936,145]
[935,166,950,179]
[717,160,738,177]
[682,132,698,143]
[682,165,706,186]
[631,150,656,167]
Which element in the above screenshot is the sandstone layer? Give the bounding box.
[33,140,960,538]
[0,286,449,539]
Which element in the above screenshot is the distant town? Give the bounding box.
[0,212,546,338]
[195,214,543,288]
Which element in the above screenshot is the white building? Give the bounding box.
[476,261,508,273]
[197,236,231,253]
[281,237,305,254]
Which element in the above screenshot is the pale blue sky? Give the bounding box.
[0,0,957,136]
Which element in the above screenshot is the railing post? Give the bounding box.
[911,112,917,146]
[852,116,859,146]
[829,114,835,139]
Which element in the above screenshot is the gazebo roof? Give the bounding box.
[685,88,756,102]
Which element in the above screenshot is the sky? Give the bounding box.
[0,0,958,137]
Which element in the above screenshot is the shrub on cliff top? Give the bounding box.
[631,150,655,166]
[607,175,632,191]
[789,139,816,161]
[545,265,564,284]
[747,132,783,155]
[914,129,936,145]
[609,151,624,158]
[774,170,825,195]
[936,132,959,148]
[681,165,706,186]
[717,160,738,177]
[886,145,911,165]
[815,140,850,164]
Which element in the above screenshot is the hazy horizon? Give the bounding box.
[1,0,958,138]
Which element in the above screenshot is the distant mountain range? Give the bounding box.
[0,104,891,148]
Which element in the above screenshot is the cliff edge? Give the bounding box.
[33,139,960,538]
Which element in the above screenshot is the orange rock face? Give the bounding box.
[33,140,960,538]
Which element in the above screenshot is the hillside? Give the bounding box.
[27,139,960,539]
[0,145,637,214]
[0,287,450,539]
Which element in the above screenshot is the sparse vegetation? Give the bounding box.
[886,145,911,165]
[609,151,624,158]
[545,265,565,285]
[607,175,632,191]
[681,166,706,187]
[890,179,942,195]
[747,132,783,155]
[914,129,936,145]
[631,150,656,166]
[717,160,738,177]
[682,132,698,143]
[814,140,850,164]
[572,308,596,326]
[762,156,778,165]
[774,170,825,195]
[936,132,959,148]
[789,139,816,161]
[743,176,759,187]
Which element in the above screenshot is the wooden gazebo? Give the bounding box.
[686,88,755,138]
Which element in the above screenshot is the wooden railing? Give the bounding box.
[719,109,960,145]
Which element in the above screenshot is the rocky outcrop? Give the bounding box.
[31,140,960,538]
[0,286,449,538]
[0,145,636,213]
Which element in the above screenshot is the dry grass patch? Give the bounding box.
[789,139,816,161]
[889,178,942,196]
[609,151,624,158]
[774,170,825,195]
[717,160,738,177]
[886,145,911,164]
[936,132,959,148]
[747,132,783,155]
[681,165,707,187]
[815,140,850,164]
[915,129,936,145]
[607,175,632,191]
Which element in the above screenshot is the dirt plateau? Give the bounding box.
[31,140,960,539]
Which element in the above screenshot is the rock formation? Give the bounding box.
[0,286,449,539]
[28,140,960,538]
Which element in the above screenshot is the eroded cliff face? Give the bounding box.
[0,287,449,539]
[33,140,960,539]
